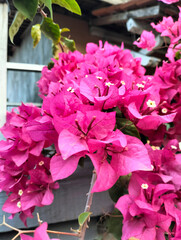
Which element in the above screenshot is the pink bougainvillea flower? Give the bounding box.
[20,222,60,240]
[133,31,156,51]
[116,173,174,240]
[88,130,152,192]
[54,110,116,161]
[158,0,179,4]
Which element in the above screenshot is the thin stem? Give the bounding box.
[80,169,97,240]
[37,213,43,226]
[59,42,65,53]
[12,232,20,240]
[38,6,47,18]
[3,222,20,232]
[47,230,80,237]
[0,216,80,239]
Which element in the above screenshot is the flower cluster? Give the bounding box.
[0,104,59,225]
[116,141,181,239]
[0,0,181,239]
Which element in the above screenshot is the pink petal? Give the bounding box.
[50,154,80,181]
[41,188,54,205]
[58,130,88,160]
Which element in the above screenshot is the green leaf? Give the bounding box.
[116,118,140,139]
[106,209,123,240]
[13,0,38,20]
[40,17,60,44]
[31,24,41,48]
[47,61,55,70]
[9,11,26,43]
[175,51,181,60]
[40,0,53,18]
[78,212,92,228]
[62,36,76,52]
[52,0,81,15]
[60,28,70,34]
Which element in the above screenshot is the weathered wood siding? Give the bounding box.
[7,33,52,108]
[0,3,8,126]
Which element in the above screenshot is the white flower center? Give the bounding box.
[151,146,160,150]
[121,80,125,85]
[146,99,156,108]
[171,145,177,150]
[141,183,149,189]
[39,161,44,166]
[136,83,144,89]
[67,87,74,93]
[161,108,167,114]
[18,189,23,196]
[105,82,114,87]
[17,201,21,208]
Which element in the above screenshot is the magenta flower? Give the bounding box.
[158,0,179,4]
[88,130,152,192]
[116,173,174,240]
[133,31,156,51]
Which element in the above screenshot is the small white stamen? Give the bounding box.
[151,164,154,170]
[171,145,177,150]
[18,190,23,196]
[141,183,149,189]
[39,161,44,166]
[179,142,181,150]
[142,81,146,84]
[151,146,160,150]
[121,80,125,85]
[96,76,102,80]
[146,99,156,108]
[67,87,75,93]
[105,82,114,87]
[17,201,21,208]
[136,83,144,89]
[161,108,168,114]
[119,67,124,70]
[85,75,88,78]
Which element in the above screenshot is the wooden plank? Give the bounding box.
[7,102,42,107]
[92,0,155,17]
[101,0,132,4]
[130,51,161,67]
[0,160,113,232]
[90,27,161,67]
[6,62,44,72]
[0,3,8,128]
[90,26,133,46]
[92,5,161,26]
[126,18,153,35]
